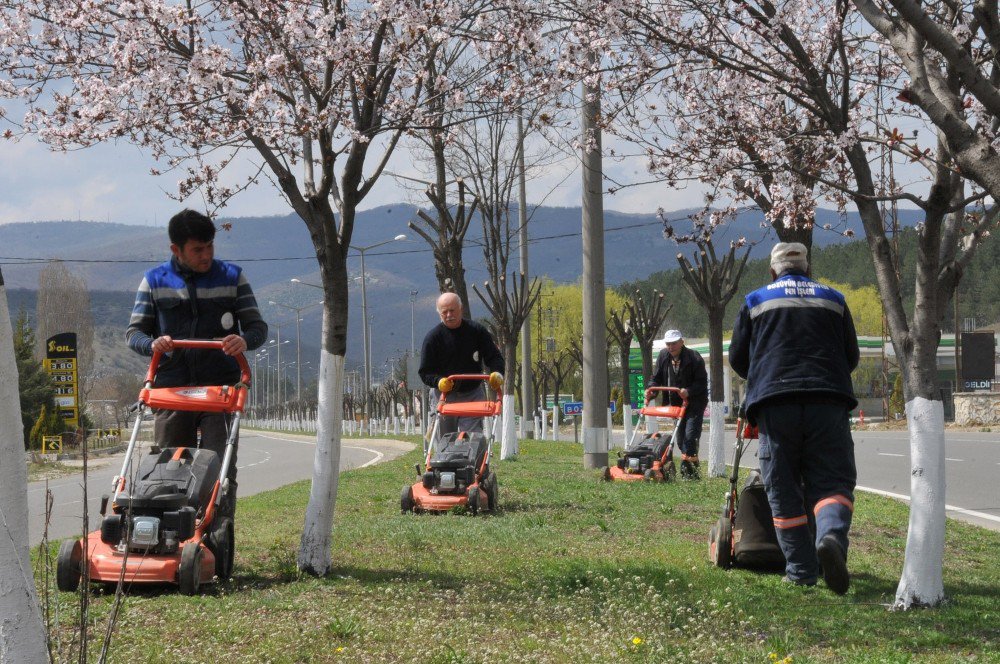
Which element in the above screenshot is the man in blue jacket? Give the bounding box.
[126,209,268,517]
[729,242,859,594]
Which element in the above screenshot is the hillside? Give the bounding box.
[1,204,947,381]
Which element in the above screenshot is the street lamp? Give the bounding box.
[269,299,323,402]
[350,234,406,418]
[263,338,290,406]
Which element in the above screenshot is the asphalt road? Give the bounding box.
[27,430,413,546]
[723,427,1000,531]
[29,426,999,545]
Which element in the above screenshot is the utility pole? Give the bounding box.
[517,110,534,436]
[580,59,608,469]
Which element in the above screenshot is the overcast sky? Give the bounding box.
[0,131,706,227]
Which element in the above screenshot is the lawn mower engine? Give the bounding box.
[100,447,220,554]
[423,433,488,495]
[617,432,668,475]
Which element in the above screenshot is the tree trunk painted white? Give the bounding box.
[540,412,547,440]
[646,415,657,435]
[551,406,559,441]
[500,395,517,459]
[894,397,947,609]
[0,279,49,662]
[708,401,726,477]
[623,405,633,448]
[297,351,344,576]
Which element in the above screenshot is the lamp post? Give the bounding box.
[269,299,323,402]
[350,234,406,419]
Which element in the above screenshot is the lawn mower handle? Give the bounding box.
[642,386,688,407]
[144,339,251,385]
[444,373,491,382]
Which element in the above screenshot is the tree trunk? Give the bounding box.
[500,394,517,459]
[297,336,345,576]
[895,395,946,609]
[0,270,49,661]
[639,345,654,390]
[707,305,726,477]
[846,141,954,608]
[500,342,518,459]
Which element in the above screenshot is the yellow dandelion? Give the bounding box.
[632,636,643,646]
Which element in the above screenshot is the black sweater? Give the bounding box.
[419,319,505,393]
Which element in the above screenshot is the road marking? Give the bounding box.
[254,433,317,446]
[357,447,385,468]
[878,452,905,457]
[253,432,385,467]
[857,485,1000,525]
[237,448,272,470]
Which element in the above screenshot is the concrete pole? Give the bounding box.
[580,68,609,469]
[517,111,534,438]
[360,248,371,420]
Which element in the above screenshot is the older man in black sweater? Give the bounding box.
[419,293,505,434]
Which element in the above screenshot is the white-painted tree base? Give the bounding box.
[297,351,344,576]
[894,397,946,609]
[0,283,49,660]
[708,402,725,477]
[623,405,633,449]
[501,395,517,459]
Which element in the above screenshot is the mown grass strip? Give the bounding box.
[46,437,1000,663]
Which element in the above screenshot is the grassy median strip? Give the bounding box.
[50,438,998,663]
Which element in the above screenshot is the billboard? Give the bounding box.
[961,332,996,390]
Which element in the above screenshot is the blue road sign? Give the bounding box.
[609,401,617,413]
[562,401,583,416]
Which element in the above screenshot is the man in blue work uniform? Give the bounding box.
[126,209,268,517]
[729,242,859,594]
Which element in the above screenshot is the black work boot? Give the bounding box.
[817,535,850,595]
[680,459,693,479]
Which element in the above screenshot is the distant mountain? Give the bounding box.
[0,205,923,380]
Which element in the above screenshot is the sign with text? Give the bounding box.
[562,401,583,416]
[45,332,79,428]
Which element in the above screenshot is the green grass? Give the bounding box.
[41,438,1000,663]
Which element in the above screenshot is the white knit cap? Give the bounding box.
[770,242,809,273]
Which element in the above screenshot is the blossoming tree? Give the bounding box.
[590,0,998,608]
[0,0,521,576]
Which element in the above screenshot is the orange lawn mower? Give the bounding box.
[602,387,687,483]
[708,413,785,570]
[57,339,248,595]
[401,374,501,515]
